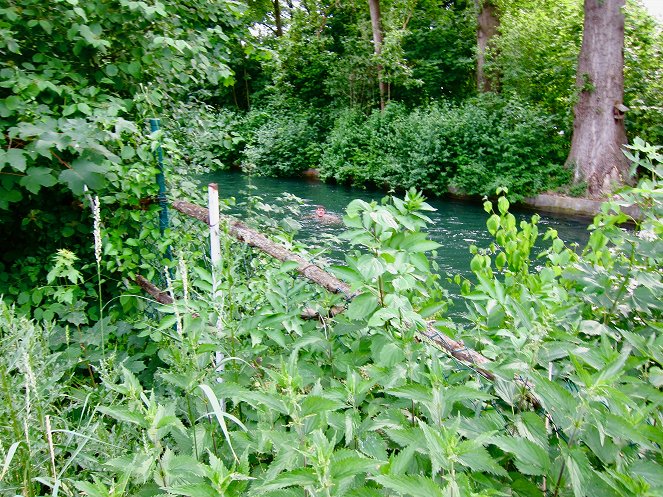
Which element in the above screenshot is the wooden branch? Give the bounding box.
[300,305,346,320]
[418,325,493,380]
[135,275,173,304]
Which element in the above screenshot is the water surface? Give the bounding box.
[202,171,591,282]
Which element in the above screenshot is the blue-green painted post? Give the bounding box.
[149,118,173,263]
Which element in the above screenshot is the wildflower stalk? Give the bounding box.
[92,196,104,358]
[45,415,56,480]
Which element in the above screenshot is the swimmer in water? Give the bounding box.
[312,205,342,224]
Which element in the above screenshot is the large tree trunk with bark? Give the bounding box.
[475,0,499,92]
[566,0,630,197]
[368,0,387,110]
[273,0,283,37]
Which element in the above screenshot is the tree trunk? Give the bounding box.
[566,0,630,197]
[274,0,283,37]
[475,0,499,92]
[368,0,387,110]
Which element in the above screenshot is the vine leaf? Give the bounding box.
[59,158,107,194]
[20,167,57,194]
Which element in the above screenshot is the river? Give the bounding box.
[202,171,591,283]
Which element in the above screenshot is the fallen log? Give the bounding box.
[136,273,345,322]
[136,275,173,304]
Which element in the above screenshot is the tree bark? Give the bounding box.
[566,0,630,197]
[475,0,499,93]
[368,0,387,110]
[274,0,283,37]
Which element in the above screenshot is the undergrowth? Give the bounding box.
[0,141,661,497]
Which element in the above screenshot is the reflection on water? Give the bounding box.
[201,170,591,283]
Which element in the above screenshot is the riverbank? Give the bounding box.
[302,168,639,220]
[522,192,641,219]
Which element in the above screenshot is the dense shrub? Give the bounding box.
[320,95,571,200]
[167,101,244,173]
[240,107,323,176]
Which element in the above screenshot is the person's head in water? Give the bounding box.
[316,206,326,217]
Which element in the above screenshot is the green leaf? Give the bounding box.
[399,232,441,252]
[167,484,218,497]
[387,384,432,403]
[259,468,318,492]
[127,61,141,77]
[77,102,92,115]
[301,396,346,417]
[357,255,386,280]
[377,342,405,367]
[498,196,510,214]
[161,451,204,478]
[515,412,548,449]
[564,446,593,497]
[0,442,20,481]
[73,481,110,497]
[330,452,380,480]
[369,209,399,230]
[20,167,57,194]
[5,148,27,172]
[59,158,107,194]
[198,383,248,461]
[532,374,577,431]
[4,95,21,112]
[371,474,444,497]
[346,292,379,321]
[491,436,550,476]
[279,260,300,272]
[456,441,509,477]
[97,405,147,427]
[487,214,500,235]
[330,265,363,285]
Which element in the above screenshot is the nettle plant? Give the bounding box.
[75,188,597,497]
[459,141,663,496]
[3,148,661,497]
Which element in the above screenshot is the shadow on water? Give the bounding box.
[200,170,592,308]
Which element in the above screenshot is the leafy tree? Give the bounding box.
[0,0,244,302]
[623,0,663,144]
[399,0,476,102]
[490,0,583,120]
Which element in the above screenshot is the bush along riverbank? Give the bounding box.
[1,143,661,497]
[168,95,572,202]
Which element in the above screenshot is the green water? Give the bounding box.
[203,171,591,281]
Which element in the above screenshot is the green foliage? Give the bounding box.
[623,1,663,144]
[399,0,476,103]
[458,140,663,497]
[253,0,475,111]
[0,0,248,323]
[321,96,571,200]
[0,0,240,206]
[491,0,583,122]
[241,105,323,177]
[4,147,661,496]
[167,101,244,173]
